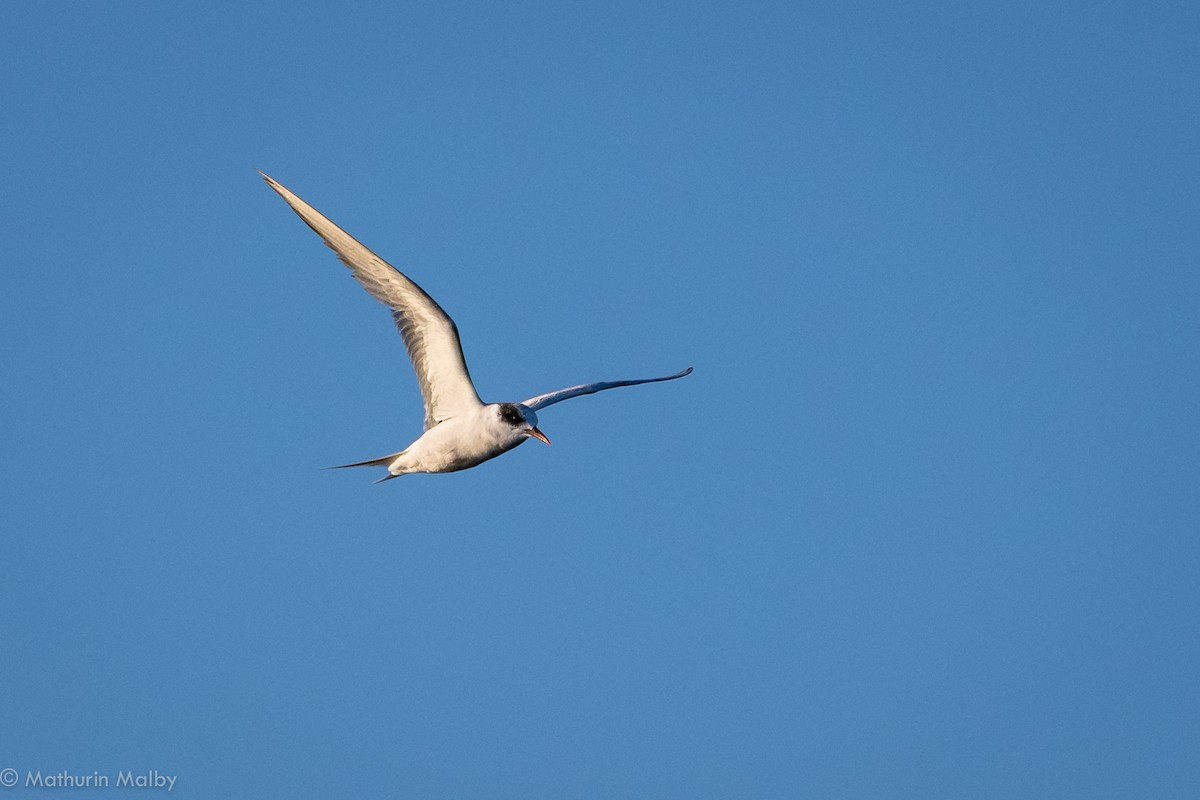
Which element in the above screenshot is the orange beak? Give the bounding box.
[528,427,551,446]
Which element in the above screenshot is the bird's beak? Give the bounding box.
[527,427,551,446]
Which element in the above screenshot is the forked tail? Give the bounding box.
[325,451,406,484]
[325,451,405,470]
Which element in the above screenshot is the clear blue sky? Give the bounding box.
[2,2,1197,797]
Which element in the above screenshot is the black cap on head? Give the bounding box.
[498,403,524,426]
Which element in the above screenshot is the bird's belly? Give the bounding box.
[412,430,524,474]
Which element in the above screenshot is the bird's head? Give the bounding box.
[496,403,551,446]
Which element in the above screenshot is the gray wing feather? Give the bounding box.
[262,173,482,430]
[522,368,692,412]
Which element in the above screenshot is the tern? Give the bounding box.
[261,173,692,482]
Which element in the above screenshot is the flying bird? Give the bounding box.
[261,173,692,482]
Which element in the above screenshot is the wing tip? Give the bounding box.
[258,170,284,192]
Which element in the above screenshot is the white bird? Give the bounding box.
[261,173,692,482]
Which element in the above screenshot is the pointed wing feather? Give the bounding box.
[522,367,692,412]
[262,173,483,430]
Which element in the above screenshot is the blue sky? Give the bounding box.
[2,2,1198,797]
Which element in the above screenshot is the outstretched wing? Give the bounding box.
[522,367,693,412]
[262,173,483,430]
